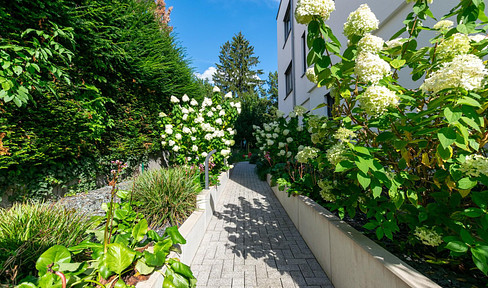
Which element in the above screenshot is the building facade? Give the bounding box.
[276,0,458,116]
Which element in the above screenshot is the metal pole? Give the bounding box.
[205,149,217,189]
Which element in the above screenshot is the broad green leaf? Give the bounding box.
[164,226,186,245]
[164,269,190,288]
[13,66,22,75]
[355,157,370,174]
[446,241,468,253]
[357,172,371,190]
[36,245,71,276]
[335,160,354,172]
[144,250,166,267]
[376,132,396,142]
[437,144,452,160]
[363,222,378,230]
[457,96,481,108]
[460,229,475,245]
[461,116,481,132]
[135,258,155,275]
[132,219,148,242]
[171,261,194,279]
[354,146,370,156]
[16,283,37,288]
[437,127,456,149]
[114,278,128,288]
[390,58,406,69]
[444,107,462,123]
[407,189,418,205]
[472,246,488,275]
[104,243,136,274]
[458,177,477,190]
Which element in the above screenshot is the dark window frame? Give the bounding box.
[301,32,307,75]
[283,3,292,43]
[285,62,293,96]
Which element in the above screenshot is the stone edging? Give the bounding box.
[266,174,441,288]
[136,170,231,288]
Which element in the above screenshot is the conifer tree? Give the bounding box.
[213,32,263,97]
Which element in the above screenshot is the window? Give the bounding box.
[284,3,292,42]
[326,93,334,118]
[285,62,293,96]
[302,32,307,74]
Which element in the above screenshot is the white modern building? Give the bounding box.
[276,0,459,116]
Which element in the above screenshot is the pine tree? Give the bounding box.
[213,32,263,97]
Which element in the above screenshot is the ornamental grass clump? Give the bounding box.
[0,202,95,284]
[131,166,201,227]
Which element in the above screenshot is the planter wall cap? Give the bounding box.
[298,195,340,222]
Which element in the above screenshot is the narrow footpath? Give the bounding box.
[190,162,334,288]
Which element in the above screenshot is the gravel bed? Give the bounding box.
[57,181,133,217]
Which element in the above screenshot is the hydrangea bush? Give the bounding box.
[160,87,240,178]
[259,0,488,277]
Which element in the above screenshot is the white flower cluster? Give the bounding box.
[343,4,379,39]
[355,52,391,84]
[414,226,442,247]
[289,105,307,118]
[295,0,336,24]
[421,54,488,94]
[326,143,347,166]
[469,34,486,42]
[318,179,336,202]
[433,20,453,31]
[436,33,471,60]
[459,154,488,178]
[333,127,356,142]
[306,67,318,84]
[357,33,384,54]
[170,95,180,103]
[385,38,404,50]
[359,85,399,116]
[296,146,319,163]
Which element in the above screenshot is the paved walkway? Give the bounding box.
[190,162,334,288]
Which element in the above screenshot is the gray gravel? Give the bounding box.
[57,181,133,217]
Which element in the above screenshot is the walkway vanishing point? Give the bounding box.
[190,162,334,288]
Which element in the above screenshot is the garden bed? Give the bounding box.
[266,174,441,288]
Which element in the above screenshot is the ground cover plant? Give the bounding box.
[0,202,96,285]
[254,0,488,284]
[15,161,196,288]
[131,166,202,228]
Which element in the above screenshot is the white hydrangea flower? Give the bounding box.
[191,127,196,133]
[295,0,336,24]
[433,20,453,30]
[213,86,220,92]
[326,143,347,166]
[221,149,231,157]
[311,133,322,144]
[181,107,189,114]
[216,118,223,125]
[297,126,303,132]
[318,179,337,201]
[175,133,182,140]
[359,85,399,116]
[298,145,304,151]
[274,127,280,133]
[207,111,214,117]
[421,54,488,94]
[219,110,225,117]
[165,128,173,135]
[182,94,190,102]
[267,139,274,146]
[343,4,379,39]
[202,97,213,107]
[278,142,286,148]
[159,112,167,117]
[202,152,208,158]
[334,128,356,142]
[358,33,384,54]
[161,141,167,146]
[355,52,391,84]
[182,114,188,121]
[170,95,180,103]
[286,137,293,143]
[190,99,198,106]
[385,38,404,50]
[459,155,488,177]
[293,105,307,117]
[278,150,286,156]
[182,127,191,134]
[276,110,285,117]
[273,133,279,139]
[224,92,232,98]
[414,226,442,247]
[296,146,320,163]
[230,140,235,146]
[204,134,213,141]
[437,33,471,60]
[194,116,204,124]
[283,129,290,136]
[286,151,292,157]
[237,108,241,114]
[211,107,216,112]
[172,145,180,152]
[306,67,318,84]
[168,140,175,147]
[469,34,486,42]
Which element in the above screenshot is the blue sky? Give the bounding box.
[169,0,280,82]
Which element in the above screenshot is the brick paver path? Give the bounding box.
[191,162,334,288]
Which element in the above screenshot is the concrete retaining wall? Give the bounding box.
[266,174,441,288]
[136,170,230,288]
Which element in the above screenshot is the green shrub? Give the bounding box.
[0,202,95,284]
[131,166,202,227]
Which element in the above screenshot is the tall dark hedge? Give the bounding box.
[0,0,203,200]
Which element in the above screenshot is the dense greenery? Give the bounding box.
[0,202,96,284]
[131,166,202,227]
[0,0,202,201]
[255,0,488,284]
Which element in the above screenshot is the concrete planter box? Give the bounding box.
[136,170,230,288]
[266,174,441,288]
